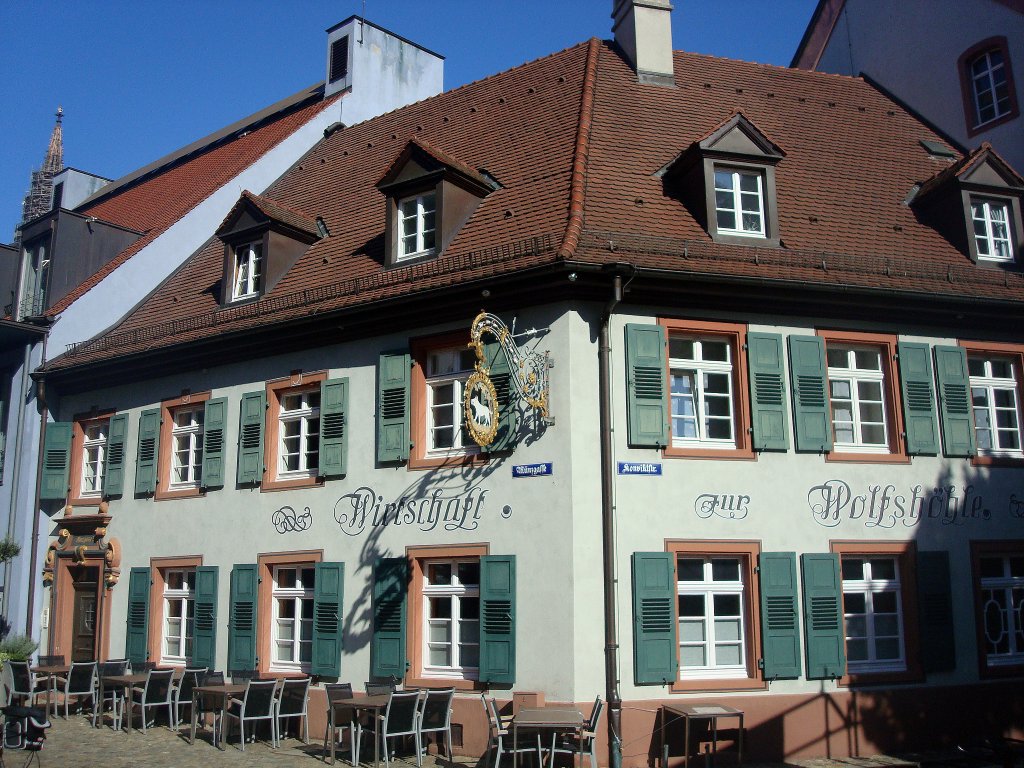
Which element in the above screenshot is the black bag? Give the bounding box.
[0,706,50,751]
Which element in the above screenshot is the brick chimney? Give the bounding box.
[612,0,675,86]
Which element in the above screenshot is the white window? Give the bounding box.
[969,355,1023,456]
[170,405,204,489]
[80,420,109,497]
[714,169,764,237]
[841,557,905,673]
[272,565,315,672]
[970,49,1012,127]
[425,347,477,454]
[676,557,747,679]
[278,389,320,477]
[827,345,889,452]
[422,559,480,679]
[972,198,1014,262]
[397,192,437,260]
[669,337,735,448]
[232,242,263,300]
[978,554,1024,667]
[162,569,195,665]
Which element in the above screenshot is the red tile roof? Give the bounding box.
[220,190,321,238]
[49,40,1024,371]
[47,96,336,315]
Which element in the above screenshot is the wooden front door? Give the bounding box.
[71,568,99,662]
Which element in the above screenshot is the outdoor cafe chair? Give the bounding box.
[124,668,175,734]
[481,694,542,768]
[6,662,47,709]
[365,680,396,696]
[548,696,604,768]
[377,689,423,768]
[96,659,128,728]
[222,679,279,751]
[417,687,455,764]
[230,669,257,685]
[55,661,97,723]
[322,682,359,764]
[35,656,65,668]
[172,667,206,732]
[129,660,156,674]
[275,676,311,743]
[190,670,225,746]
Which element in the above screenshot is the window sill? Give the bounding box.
[155,486,205,502]
[978,660,1024,680]
[68,496,102,508]
[261,475,323,493]
[404,674,481,691]
[409,452,488,471]
[663,445,755,461]
[838,666,922,687]
[966,108,1019,138]
[825,450,910,465]
[972,453,1024,468]
[671,675,765,693]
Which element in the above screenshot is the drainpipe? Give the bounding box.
[599,273,624,768]
[26,332,49,638]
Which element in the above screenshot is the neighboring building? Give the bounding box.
[36,1,1024,763]
[1,16,443,640]
[792,0,1024,171]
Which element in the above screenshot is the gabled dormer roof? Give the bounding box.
[216,190,320,241]
[376,137,496,197]
[659,111,784,178]
[915,142,1024,202]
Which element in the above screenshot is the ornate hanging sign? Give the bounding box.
[464,311,551,447]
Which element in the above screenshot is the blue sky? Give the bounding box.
[0,1,818,240]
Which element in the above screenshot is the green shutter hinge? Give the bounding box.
[757,658,764,670]
[754,565,760,573]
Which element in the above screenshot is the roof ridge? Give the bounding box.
[676,48,869,85]
[557,37,601,260]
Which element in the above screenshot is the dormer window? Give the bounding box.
[398,192,437,261]
[659,113,784,248]
[232,242,264,300]
[972,198,1014,262]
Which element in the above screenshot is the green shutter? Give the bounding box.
[800,553,845,679]
[370,557,408,679]
[312,561,345,677]
[319,379,349,477]
[917,551,956,673]
[134,408,160,495]
[897,343,939,455]
[103,414,128,497]
[758,552,802,680]
[126,567,151,664]
[934,346,977,457]
[788,335,832,453]
[625,324,670,448]
[377,352,411,463]
[631,552,677,685]
[228,564,258,672]
[479,555,516,685]
[236,391,265,485]
[747,333,791,451]
[201,397,227,488]
[39,421,72,500]
[192,566,218,669]
[483,341,518,454]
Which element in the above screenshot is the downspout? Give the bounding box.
[599,273,623,768]
[26,332,49,637]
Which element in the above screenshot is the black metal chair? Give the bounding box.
[6,662,47,709]
[376,690,422,768]
[365,680,396,696]
[222,679,279,751]
[274,676,311,744]
[129,660,156,674]
[95,659,128,728]
[323,683,358,763]
[190,670,225,745]
[418,687,456,764]
[54,661,97,722]
[172,667,206,732]
[35,656,65,668]
[124,668,175,733]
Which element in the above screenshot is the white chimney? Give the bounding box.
[612,0,675,86]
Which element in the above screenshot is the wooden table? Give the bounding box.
[31,664,70,719]
[660,703,744,768]
[191,683,247,750]
[512,707,584,768]
[327,694,390,767]
[99,673,149,733]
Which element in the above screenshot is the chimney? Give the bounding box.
[324,16,445,126]
[612,0,675,86]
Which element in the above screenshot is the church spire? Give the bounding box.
[16,106,65,239]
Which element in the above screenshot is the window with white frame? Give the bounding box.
[714,169,765,237]
[425,347,477,453]
[170,405,204,489]
[80,420,109,497]
[231,242,263,301]
[971,198,1014,262]
[969,355,1023,456]
[397,192,437,260]
[669,336,736,448]
[676,556,748,679]
[272,565,315,671]
[422,559,480,679]
[18,238,49,319]
[826,345,889,452]
[278,388,320,477]
[977,554,1024,666]
[162,569,195,665]
[970,49,1012,127]
[841,556,905,673]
